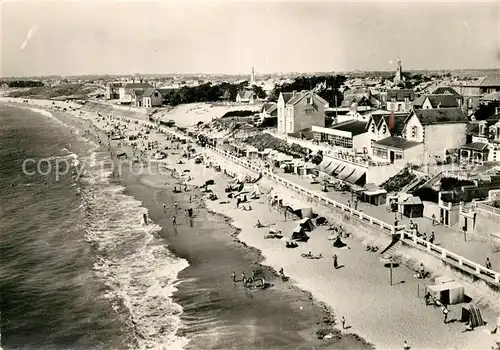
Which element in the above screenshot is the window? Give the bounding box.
[371,124,375,133]
[397,104,402,112]
[306,97,313,104]
[411,126,418,139]
[395,153,403,160]
[154,92,159,98]
[382,125,387,134]
[391,97,396,102]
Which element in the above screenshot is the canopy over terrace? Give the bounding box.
[317,157,366,185]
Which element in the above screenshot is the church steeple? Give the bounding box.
[394,58,404,84]
[251,66,255,83]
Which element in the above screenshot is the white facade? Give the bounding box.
[404,113,467,160]
[277,94,286,132]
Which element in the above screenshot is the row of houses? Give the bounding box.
[106,81,171,107]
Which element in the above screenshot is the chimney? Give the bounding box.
[292,90,296,97]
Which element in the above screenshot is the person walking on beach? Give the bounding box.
[403,340,411,350]
[174,201,178,212]
[432,214,436,226]
[189,194,192,203]
[231,271,236,282]
[162,202,166,212]
[442,306,449,324]
[333,254,338,269]
[341,316,346,329]
[419,263,425,279]
[172,215,177,226]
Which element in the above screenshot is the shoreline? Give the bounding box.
[6,97,500,349]
[4,99,374,349]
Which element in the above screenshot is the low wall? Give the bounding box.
[402,230,500,286]
[207,145,500,287]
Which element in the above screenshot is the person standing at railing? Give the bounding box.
[429,232,435,244]
[486,257,492,270]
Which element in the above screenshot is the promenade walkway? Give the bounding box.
[211,146,500,280]
[276,170,499,272]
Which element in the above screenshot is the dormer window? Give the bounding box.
[371,123,375,133]
[411,126,418,139]
[306,97,313,104]
[382,125,387,134]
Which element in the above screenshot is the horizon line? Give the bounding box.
[2,67,500,80]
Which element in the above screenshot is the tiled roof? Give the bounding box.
[424,95,461,108]
[387,89,415,102]
[373,136,421,150]
[432,87,460,96]
[124,82,152,89]
[281,92,294,104]
[461,142,488,151]
[414,108,468,125]
[413,95,426,107]
[329,120,368,136]
[142,88,161,97]
[238,90,255,99]
[286,91,329,107]
[262,102,277,115]
[382,114,407,136]
[479,75,500,87]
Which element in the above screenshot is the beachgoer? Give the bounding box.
[403,340,411,350]
[162,202,166,211]
[486,257,492,270]
[189,195,192,203]
[236,197,241,208]
[442,306,449,324]
[420,263,425,279]
[172,215,177,226]
[333,254,338,269]
[424,292,432,306]
[184,184,188,192]
[174,202,178,211]
[341,316,346,329]
[252,270,256,280]
[354,200,358,211]
[422,232,427,241]
[432,214,436,226]
[429,232,435,244]
[279,267,284,277]
[231,271,236,282]
[241,272,246,283]
[347,200,351,208]
[143,213,148,225]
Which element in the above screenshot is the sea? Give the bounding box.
[0,104,189,350]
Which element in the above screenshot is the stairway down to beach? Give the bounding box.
[380,237,402,258]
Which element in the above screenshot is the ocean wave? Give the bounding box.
[81,149,190,350]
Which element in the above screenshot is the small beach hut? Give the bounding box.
[246,146,259,160]
[397,194,424,218]
[296,218,315,232]
[427,281,465,305]
[361,183,387,206]
[291,225,309,242]
[460,304,485,327]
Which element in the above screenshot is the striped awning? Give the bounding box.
[318,159,332,172]
[337,166,355,180]
[344,168,366,185]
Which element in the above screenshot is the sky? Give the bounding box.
[1,0,499,77]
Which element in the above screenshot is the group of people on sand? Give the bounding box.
[231,270,267,289]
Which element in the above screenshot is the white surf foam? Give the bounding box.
[81,150,190,350]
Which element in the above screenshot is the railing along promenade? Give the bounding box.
[206,145,500,286]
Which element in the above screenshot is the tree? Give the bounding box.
[474,101,500,121]
[251,85,266,99]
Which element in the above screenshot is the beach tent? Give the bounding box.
[296,218,315,232]
[460,304,485,327]
[291,225,309,242]
[427,281,465,305]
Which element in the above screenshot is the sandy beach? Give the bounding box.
[3,97,375,349]
[7,97,500,350]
